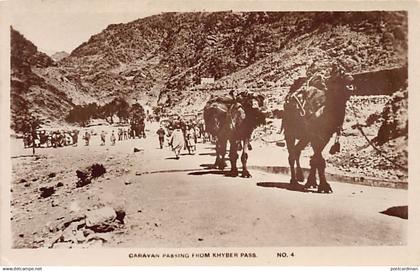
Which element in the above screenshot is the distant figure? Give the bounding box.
[123,129,128,140]
[71,131,78,146]
[156,126,166,149]
[83,131,91,146]
[169,125,184,159]
[110,130,116,146]
[186,128,196,154]
[118,128,123,141]
[100,131,106,146]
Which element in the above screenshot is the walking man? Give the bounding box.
[100,130,106,146]
[156,126,166,149]
[83,131,91,146]
[169,124,184,159]
[110,130,116,146]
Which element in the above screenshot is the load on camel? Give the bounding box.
[281,62,354,193]
[203,90,266,177]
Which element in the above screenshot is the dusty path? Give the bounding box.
[10,122,407,248]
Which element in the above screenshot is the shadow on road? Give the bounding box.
[380,206,408,219]
[188,170,230,176]
[198,152,217,156]
[257,182,310,193]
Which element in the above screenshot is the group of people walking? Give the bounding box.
[23,130,79,148]
[157,118,207,159]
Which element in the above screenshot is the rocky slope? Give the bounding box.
[11,11,407,127]
[51,51,70,62]
[10,27,75,130]
[60,11,407,108]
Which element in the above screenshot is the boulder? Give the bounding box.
[76,164,106,187]
[85,207,117,232]
[39,186,55,198]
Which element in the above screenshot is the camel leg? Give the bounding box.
[305,156,318,189]
[214,139,227,170]
[228,140,239,177]
[241,138,251,178]
[285,135,297,184]
[316,156,332,193]
[218,139,228,170]
[213,140,221,168]
[295,139,309,182]
[312,141,332,193]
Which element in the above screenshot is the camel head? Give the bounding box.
[237,92,267,126]
[328,63,355,95]
[238,92,265,110]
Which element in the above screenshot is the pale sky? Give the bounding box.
[9,0,160,55]
[8,0,260,55]
[9,0,402,55]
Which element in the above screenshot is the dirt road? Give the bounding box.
[10,122,407,248]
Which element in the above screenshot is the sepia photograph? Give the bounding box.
[1,0,419,266]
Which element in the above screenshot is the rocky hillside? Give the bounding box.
[11,11,407,128]
[10,27,75,130]
[60,11,407,107]
[51,51,70,62]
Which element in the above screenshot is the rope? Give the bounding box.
[348,101,408,171]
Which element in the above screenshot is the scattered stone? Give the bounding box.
[48,172,57,178]
[85,206,117,232]
[76,164,106,188]
[114,208,126,224]
[83,228,94,237]
[56,182,64,187]
[87,233,111,243]
[24,183,31,187]
[51,200,59,207]
[19,233,24,238]
[124,180,131,185]
[18,179,27,183]
[133,148,142,153]
[39,186,55,198]
[198,238,203,241]
[75,230,86,243]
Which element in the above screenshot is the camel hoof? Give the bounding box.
[296,172,304,182]
[241,170,252,178]
[228,170,239,177]
[217,162,227,171]
[317,183,333,193]
[304,182,318,189]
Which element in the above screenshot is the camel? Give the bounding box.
[203,92,266,177]
[282,63,354,193]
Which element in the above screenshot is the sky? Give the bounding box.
[8,0,265,55]
[9,0,403,55]
[9,0,161,55]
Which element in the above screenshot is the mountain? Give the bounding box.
[10,11,408,128]
[51,51,70,62]
[10,27,75,130]
[62,11,407,107]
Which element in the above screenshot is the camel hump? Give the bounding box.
[304,86,326,117]
[308,74,327,91]
[207,96,235,105]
